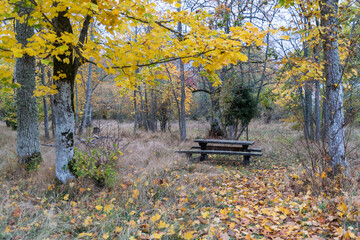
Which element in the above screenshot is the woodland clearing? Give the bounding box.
[0,120,359,239]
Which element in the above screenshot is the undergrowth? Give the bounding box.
[0,120,359,239]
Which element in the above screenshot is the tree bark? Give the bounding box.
[133,88,138,134]
[75,80,79,133]
[178,1,186,141]
[48,70,56,137]
[320,0,347,173]
[140,84,149,130]
[314,44,321,141]
[53,9,76,183]
[78,61,93,135]
[41,63,50,140]
[150,89,156,132]
[15,0,42,169]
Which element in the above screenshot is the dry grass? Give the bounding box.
[0,119,359,239]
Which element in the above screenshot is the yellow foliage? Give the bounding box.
[95,205,103,211]
[151,213,161,223]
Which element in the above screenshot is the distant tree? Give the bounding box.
[222,85,257,139]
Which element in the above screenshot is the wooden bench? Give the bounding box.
[176,139,262,165]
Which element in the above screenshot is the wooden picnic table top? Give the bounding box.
[176,150,262,156]
[194,139,254,146]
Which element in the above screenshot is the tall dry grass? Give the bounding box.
[0,118,359,239]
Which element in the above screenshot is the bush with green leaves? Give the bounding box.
[0,95,17,130]
[70,143,121,186]
[222,85,257,127]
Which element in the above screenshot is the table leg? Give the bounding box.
[243,145,250,165]
[199,143,207,161]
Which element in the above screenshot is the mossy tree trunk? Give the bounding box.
[15,0,42,170]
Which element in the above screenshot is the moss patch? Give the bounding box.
[18,152,42,172]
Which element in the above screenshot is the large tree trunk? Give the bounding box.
[53,10,76,183]
[41,63,50,140]
[15,0,42,169]
[320,0,347,173]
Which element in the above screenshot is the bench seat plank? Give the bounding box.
[176,150,262,156]
[191,146,262,152]
[194,139,254,145]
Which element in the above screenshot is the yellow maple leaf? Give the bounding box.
[84,216,92,227]
[103,232,109,239]
[129,220,137,228]
[78,232,93,237]
[158,220,170,229]
[183,231,194,240]
[104,204,114,213]
[63,194,69,201]
[95,205,103,211]
[167,225,175,235]
[152,213,161,223]
[115,226,123,233]
[320,171,327,178]
[153,232,163,239]
[220,209,228,216]
[201,211,210,218]
[133,189,139,199]
[337,202,347,217]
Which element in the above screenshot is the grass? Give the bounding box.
[0,119,359,239]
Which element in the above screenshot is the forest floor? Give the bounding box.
[0,119,359,239]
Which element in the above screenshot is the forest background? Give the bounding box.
[0,0,359,239]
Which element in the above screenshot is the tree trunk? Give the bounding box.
[48,70,56,137]
[86,105,92,127]
[320,0,347,173]
[78,61,93,135]
[303,39,314,141]
[321,95,328,141]
[133,88,138,134]
[144,84,150,130]
[314,44,321,141]
[305,82,314,140]
[154,94,158,131]
[15,1,42,170]
[299,85,309,140]
[178,1,186,141]
[140,84,149,130]
[314,79,321,141]
[41,63,50,140]
[150,89,156,132]
[53,10,76,183]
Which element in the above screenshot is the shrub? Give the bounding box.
[222,85,257,127]
[70,143,121,187]
[0,96,17,130]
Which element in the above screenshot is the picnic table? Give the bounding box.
[176,139,262,165]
